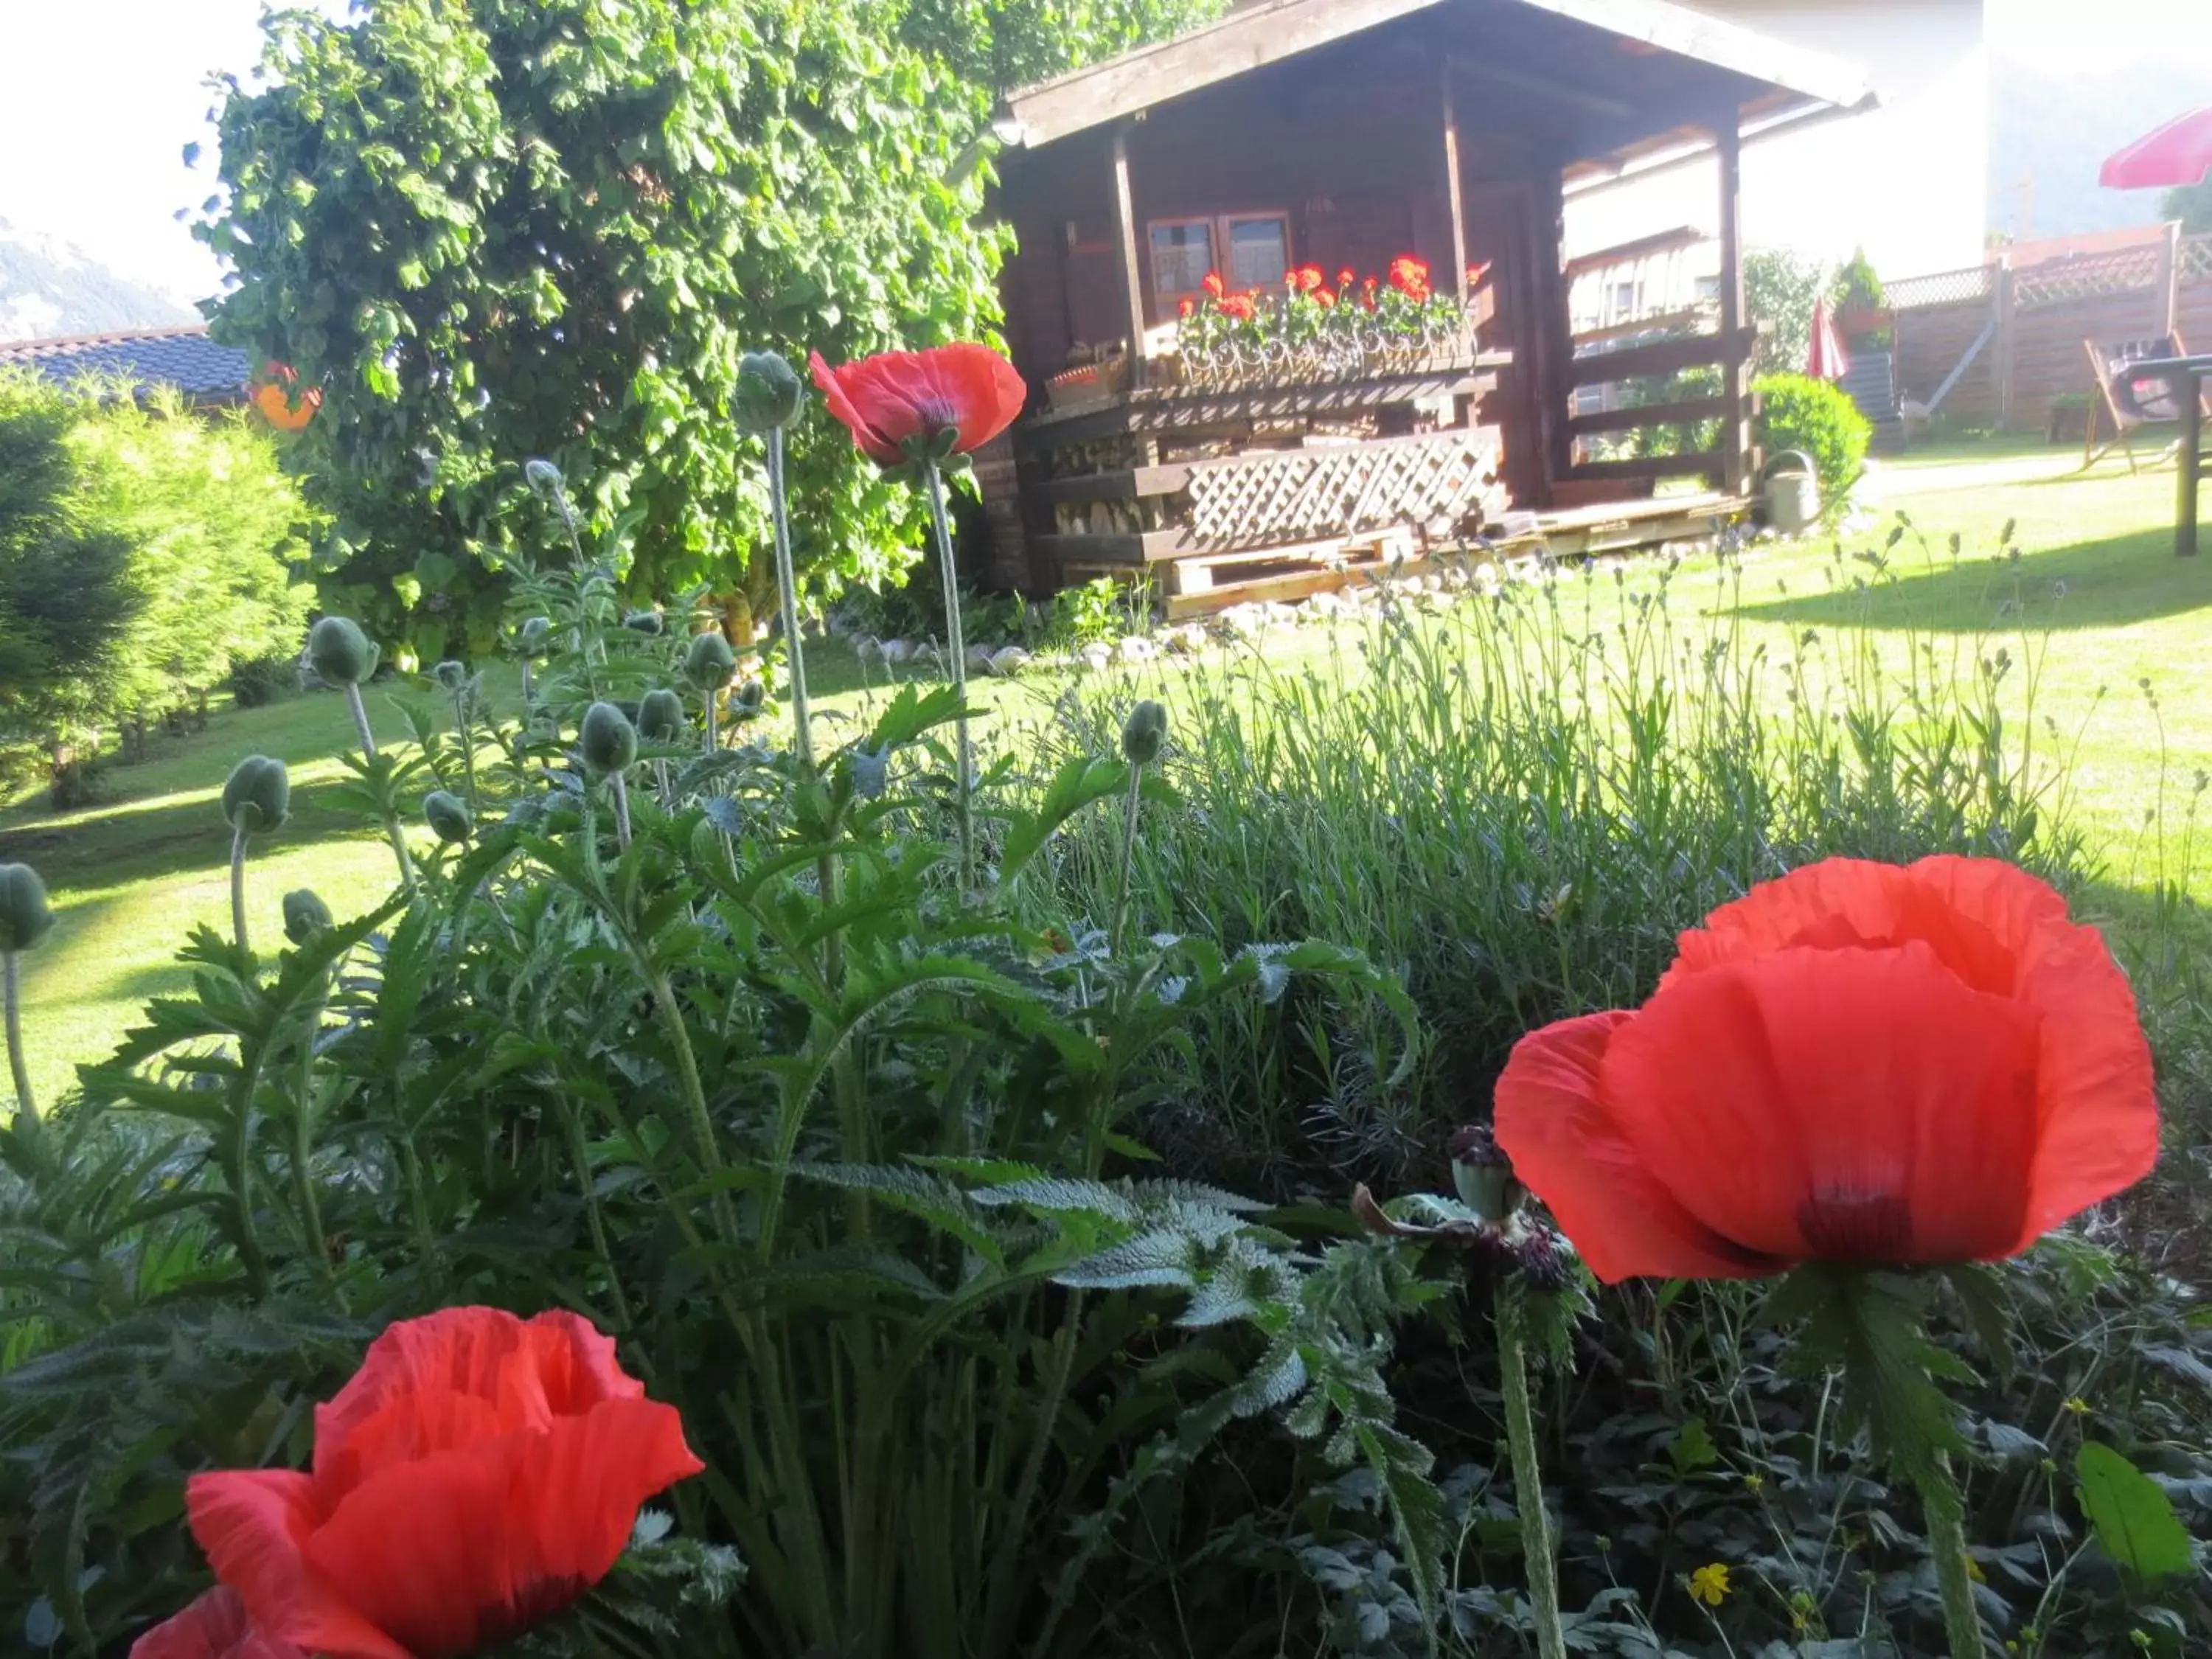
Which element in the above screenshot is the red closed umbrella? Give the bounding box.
[1805,295,1848,382]
[2101,106,2212,190]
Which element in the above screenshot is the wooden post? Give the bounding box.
[1714,109,1749,495]
[1441,64,1470,302]
[2155,220,2182,339]
[1107,122,1148,390]
[1994,254,2017,429]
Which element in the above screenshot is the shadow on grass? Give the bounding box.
[0,796,371,894]
[1734,525,2212,636]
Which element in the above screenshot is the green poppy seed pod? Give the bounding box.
[523,457,565,495]
[622,610,665,637]
[681,630,737,692]
[734,349,804,434]
[431,659,468,692]
[638,688,686,743]
[1120,700,1169,767]
[422,790,473,844]
[0,864,54,953]
[515,616,553,659]
[580,701,638,776]
[221,755,291,835]
[282,888,332,945]
[307,616,375,686]
[732,680,766,717]
[1447,1123,1519,1223]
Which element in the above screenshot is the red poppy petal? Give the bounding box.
[1492,1012,1783,1282]
[188,1471,411,1659]
[1666,857,2022,995]
[923,344,1026,453]
[809,351,904,464]
[1601,943,2041,1263]
[131,1585,306,1659]
[305,1402,703,1659]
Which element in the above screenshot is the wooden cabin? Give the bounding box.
[972,0,1871,614]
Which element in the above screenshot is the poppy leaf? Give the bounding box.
[2076,1442,2193,1581]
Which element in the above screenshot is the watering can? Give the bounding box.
[1761,451,1820,535]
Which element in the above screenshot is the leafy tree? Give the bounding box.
[2163,178,2212,235]
[198,0,1012,661]
[1743,248,1833,380]
[899,0,1225,97]
[0,373,133,740]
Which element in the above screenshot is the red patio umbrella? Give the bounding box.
[2101,106,2212,189]
[1805,295,1848,382]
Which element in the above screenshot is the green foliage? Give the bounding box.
[198,0,1011,660]
[1744,248,1833,380]
[2160,178,2212,236]
[2076,1443,2194,1582]
[1753,372,1872,513]
[0,374,308,755]
[899,0,1225,94]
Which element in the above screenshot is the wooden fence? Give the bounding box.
[1888,228,2212,430]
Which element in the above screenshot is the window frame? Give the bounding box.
[1144,209,1294,322]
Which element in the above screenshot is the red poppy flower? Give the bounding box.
[1202,270,1225,299]
[808,344,1026,468]
[1493,857,2157,1284]
[188,1307,703,1659]
[132,1588,303,1659]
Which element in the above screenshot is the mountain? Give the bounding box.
[1989,55,2212,244]
[0,220,196,344]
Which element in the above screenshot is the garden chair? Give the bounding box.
[2081,330,2204,472]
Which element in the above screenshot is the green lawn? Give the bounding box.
[3,433,2206,1105]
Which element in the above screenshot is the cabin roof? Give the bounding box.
[1003,0,1874,164]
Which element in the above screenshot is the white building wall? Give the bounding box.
[1565,0,1987,283]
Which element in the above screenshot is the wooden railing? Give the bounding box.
[1562,327,1757,488]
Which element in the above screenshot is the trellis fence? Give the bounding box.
[1886,226,2212,430]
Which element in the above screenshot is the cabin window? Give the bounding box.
[1147,211,1293,319]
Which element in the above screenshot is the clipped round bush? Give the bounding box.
[282,888,333,945]
[221,756,291,835]
[638,689,686,743]
[0,864,55,953]
[307,616,377,686]
[1753,372,1871,518]
[580,702,639,776]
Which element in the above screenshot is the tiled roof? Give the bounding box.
[0,324,250,402]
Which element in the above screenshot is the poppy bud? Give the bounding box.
[0,865,54,953]
[1120,700,1168,766]
[732,680,766,717]
[580,701,638,775]
[682,630,737,691]
[221,755,291,835]
[734,349,804,433]
[622,610,664,636]
[307,616,376,686]
[431,660,468,692]
[515,616,553,659]
[422,790,473,844]
[637,688,686,742]
[1447,1122,1517,1222]
[523,457,564,495]
[282,888,332,945]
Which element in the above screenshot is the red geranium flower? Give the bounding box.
[1178,296,1194,319]
[1336,267,1356,291]
[1494,857,2157,1284]
[1291,264,1324,294]
[1316,288,1337,308]
[1202,270,1225,299]
[1388,255,1430,293]
[188,1308,703,1659]
[1465,261,1492,289]
[133,1588,302,1659]
[1218,293,1257,321]
[808,344,1026,468]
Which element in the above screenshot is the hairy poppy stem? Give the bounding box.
[768,427,813,768]
[703,685,719,755]
[1919,1453,1987,1658]
[611,771,633,851]
[230,824,251,956]
[1496,1288,1568,1659]
[1110,759,1144,957]
[4,951,34,1128]
[922,462,975,892]
[344,682,418,891]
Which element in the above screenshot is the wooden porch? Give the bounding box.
[975,0,1871,611]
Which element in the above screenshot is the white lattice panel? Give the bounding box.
[1183,431,1498,550]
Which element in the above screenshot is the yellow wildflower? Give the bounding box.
[1689,1563,1731,1607]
